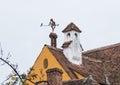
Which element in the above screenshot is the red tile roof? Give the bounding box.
[62,23,82,33]
[46,43,120,85]
[82,43,120,85]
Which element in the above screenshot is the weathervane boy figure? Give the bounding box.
[40,18,58,32]
[49,18,56,32]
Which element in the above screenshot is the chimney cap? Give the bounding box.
[49,32,58,38]
[46,68,63,74]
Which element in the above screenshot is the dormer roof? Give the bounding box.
[62,22,82,33]
[62,41,72,48]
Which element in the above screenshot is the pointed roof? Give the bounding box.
[62,23,82,33]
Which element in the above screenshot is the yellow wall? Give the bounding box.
[74,71,84,79]
[26,46,71,85]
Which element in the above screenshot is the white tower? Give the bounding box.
[62,22,83,65]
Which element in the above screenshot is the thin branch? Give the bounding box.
[2,74,16,83]
[0,58,23,83]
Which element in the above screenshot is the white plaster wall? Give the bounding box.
[63,46,73,61]
[72,40,82,65]
[64,31,80,42]
[63,40,82,65]
[63,30,82,65]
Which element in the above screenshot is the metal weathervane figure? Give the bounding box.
[49,18,56,32]
[40,18,59,32]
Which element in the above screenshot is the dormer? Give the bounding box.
[62,22,83,65]
[62,22,81,42]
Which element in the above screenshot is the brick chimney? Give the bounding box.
[46,68,63,85]
[49,32,58,47]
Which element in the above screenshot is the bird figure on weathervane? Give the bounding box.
[40,18,59,32]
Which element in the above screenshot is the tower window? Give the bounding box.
[75,33,77,39]
[67,33,70,38]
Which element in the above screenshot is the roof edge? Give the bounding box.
[82,43,120,54]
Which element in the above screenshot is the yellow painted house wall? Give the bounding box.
[26,46,72,85]
[74,71,84,79]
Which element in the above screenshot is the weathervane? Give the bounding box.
[40,18,59,32]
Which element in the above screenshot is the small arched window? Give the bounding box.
[67,33,70,38]
[75,33,77,39]
[43,58,48,69]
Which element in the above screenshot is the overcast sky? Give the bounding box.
[0,0,120,83]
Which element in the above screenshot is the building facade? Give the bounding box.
[25,23,120,85]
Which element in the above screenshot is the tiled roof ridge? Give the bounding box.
[45,44,63,52]
[83,43,120,54]
[83,56,102,63]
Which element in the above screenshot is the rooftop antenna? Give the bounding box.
[40,18,59,32]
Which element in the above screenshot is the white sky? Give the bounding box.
[0,0,120,83]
